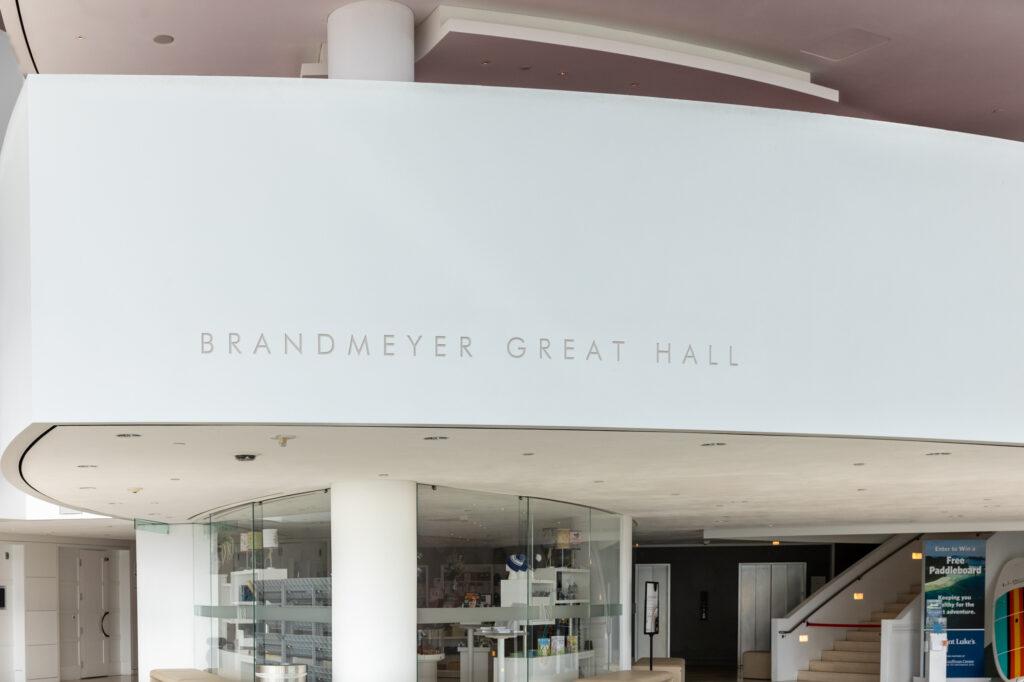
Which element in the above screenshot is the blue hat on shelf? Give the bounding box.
[506,553,528,572]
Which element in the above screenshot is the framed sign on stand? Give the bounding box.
[644,581,660,671]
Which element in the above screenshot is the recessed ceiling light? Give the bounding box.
[173,442,186,446]
[857,488,867,492]
[701,442,727,447]
[772,541,780,546]
[925,452,951,456]
[76,35,85,41]
[480,59,491,66]
[594,480,605,484]
[79,486,96,490]
[234,453,257,462]
[170,478,180,481]
[116,433,141,438]
[630,82,638,88]
[853,462,865,466]
[153,34,175,45]
[77,464,98,468]
[423,436,448,441]
[559,71,568,77]
[671,493,680,496]
[519,65,531,71]
[378,473,389,477]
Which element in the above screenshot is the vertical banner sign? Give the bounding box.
[644,581,660,634]
[644,581,659,670]
[924,540,986,677]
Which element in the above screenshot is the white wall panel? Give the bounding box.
[22,581,55,613]
[136,525,195,682]
[24,645,57,679]
[22,614,55,647]
[0,76,1022,452]
[22,547,55,580]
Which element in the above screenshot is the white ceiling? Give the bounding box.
[0,0,1022,141]
[16,424,1024,543]
[0,517,136,541]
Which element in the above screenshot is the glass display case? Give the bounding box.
[416,485,623,681]
[195,490,332,682]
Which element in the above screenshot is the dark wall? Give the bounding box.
[635,545,851,666]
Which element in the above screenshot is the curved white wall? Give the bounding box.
[2,75,1024,458]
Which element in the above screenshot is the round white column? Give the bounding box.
[331,478,417,680]
[327,0,415,81]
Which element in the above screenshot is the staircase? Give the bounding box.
[796,583,920,682]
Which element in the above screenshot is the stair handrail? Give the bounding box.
[778,533,922,637]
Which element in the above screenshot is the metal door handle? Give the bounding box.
[100,611,110,638]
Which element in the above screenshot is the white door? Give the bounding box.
[635,563,671,660]
[79,550,109,678]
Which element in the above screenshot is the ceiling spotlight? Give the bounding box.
[127,487,142,494]
[701,442,727,447]
[79,486,96,490]
[153,34,175,44]
[378,473,389,477]
[853,462,865,466]
[519,65,531,71]
[594,480,605,484]
[77,464,98,468]
[630,82,638,88]
[234,453,258,462]
[521,452,535,457]
[117,433,141,438]
[925,452,951,456]
[273,435,295,447]
[559,71,568,77]
[76,35,85,40]
[173,441,186,446]
[423,436,449,441]
[480,59,491,66]
[170,478,180,481]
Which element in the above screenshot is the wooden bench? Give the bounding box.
[634,657,685,682]
[590,670,674,681]
[151,670,234,682]
[742,650,771,680]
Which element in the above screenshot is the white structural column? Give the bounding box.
[331,479,417,680]
[619,515,633,669]
[327,0,415,81]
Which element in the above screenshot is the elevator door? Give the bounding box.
[79,550,109,678]
[737,562,805,665]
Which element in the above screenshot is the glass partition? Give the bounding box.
[194,490,331,682]
[417,485,623,681]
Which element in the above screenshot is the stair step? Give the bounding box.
[847,631,882,642]
[798,670,880,682]
[897,593,919,602]
[835,640,882,652]
[811,661,880,674]
[883,602,910,612]
[823,650,881,663]
[870,611,901,620]
[907,583,922,593]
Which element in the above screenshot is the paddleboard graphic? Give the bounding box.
[992,558,1024,681]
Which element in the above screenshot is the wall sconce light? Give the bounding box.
[853,592,864,600]
[912,552,923,560]
[799,635,809,643]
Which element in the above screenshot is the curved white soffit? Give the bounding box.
[416,5,839,102]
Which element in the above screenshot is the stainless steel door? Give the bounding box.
[737,562,806,664]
